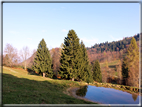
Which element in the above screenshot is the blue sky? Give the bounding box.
[3,3,140,52]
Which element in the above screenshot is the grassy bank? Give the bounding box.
[2,66,96,104]
[90,82,141,95]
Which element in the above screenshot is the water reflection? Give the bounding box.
[76,85,88,97]
[132,93,138,101]
[76,85,140,104]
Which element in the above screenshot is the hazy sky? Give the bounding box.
[3,3,140,52]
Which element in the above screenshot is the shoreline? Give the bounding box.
[65,85,141,104]
[66,87,101,104]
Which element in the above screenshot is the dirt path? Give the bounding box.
[65,87,102,104]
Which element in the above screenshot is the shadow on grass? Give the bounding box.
[108,65,116,69]
[2,73,95,104]
[27,68,39,76]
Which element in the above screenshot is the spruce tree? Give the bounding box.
[60,46,70,79]
[79,41,93,83]
[59,30,81,81]
[33,39,53,78]
[93,60,102,83]
[122,57,129,78]
[123,37,139,87]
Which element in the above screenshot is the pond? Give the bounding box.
[76,85,140,104]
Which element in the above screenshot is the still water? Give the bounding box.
[76,85,140,104]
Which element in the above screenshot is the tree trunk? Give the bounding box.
[56,71,58,78]
[43,72,45,77]
[25,61,26,70]
[72,77,74,81]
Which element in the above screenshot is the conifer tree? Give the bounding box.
[60,47,70,79]
[93,60,102,82]
[79,41,93,83]
[123,37,139,87]
[122,57,128,78]
[33,39,53,78]
[59,30,82,81]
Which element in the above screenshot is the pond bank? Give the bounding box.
[66,85,140,104]
[66,87,101,104]
[91,82,141,95]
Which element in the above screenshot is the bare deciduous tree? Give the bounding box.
[50,48,61,77]
[4,44,19,67]
[20,46,30,70]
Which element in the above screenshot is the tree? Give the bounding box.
[51,48,61,77]
[28,49,37,68]
[105,60,108,68]
[122,58,128,78]
[102,69,107,83]
[93,60,102,82]
[59,43,64,56]
[60,29,82,81]
[117,60,122,84]
[79,41,93,83]
[20,46,30,70]
[4,44,19,67]
[3,54,10,66]
[32,39,53,78]
[122,37,139,87]
[59,48,70,79]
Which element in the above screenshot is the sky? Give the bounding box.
[3,3,140,53]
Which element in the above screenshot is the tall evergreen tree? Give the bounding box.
[122,57,129,85]
[33,39,53,78]
[93,60,102,83]
[123,37,139,87]
[60,47,70,79]
[59,30,82,81]
[122,57,129,78]
[79,41,93,83]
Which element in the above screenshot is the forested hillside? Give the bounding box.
[88,34,139,52]
[87,34,139,63]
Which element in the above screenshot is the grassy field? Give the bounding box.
[100,60,120,69]
[2,66,96,104]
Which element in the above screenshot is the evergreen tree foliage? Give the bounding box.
[79,41,93,83]
[60,48,70,79]
[124,37,139,87]
[59,30,93,82]
[32,39,53,78]
[59,30,81,81]
[122,57,128,78]
[93,60,102,82]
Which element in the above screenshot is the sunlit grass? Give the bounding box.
[100,60,120,68]
[2,66,96,104]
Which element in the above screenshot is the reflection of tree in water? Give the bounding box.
[132,93,138,101]
[76,85,88,97]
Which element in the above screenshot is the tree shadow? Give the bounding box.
[26,68,39,76]
[108,65,116,69]
[107,77,122,85]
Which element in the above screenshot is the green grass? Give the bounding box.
[2,66,96,104]
[100,60,119,69]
